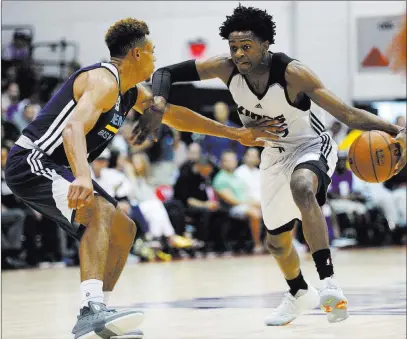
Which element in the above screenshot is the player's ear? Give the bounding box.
[261,40,270,54]
[131,48,141,60]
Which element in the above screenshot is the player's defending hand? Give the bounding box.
[68,176,94,209]
[393,127,406,175]
[131,97,167,145]
[236,118,287,147]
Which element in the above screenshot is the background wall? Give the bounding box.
[2,0,406,100]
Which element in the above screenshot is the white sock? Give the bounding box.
[80,279,104,308]
[103,291,112,306]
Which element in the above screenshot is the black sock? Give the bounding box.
[286,271,308,296]
[312,248,334,280]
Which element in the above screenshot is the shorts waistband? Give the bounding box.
[15,135,37,150]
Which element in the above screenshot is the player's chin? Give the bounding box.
[236,63,251,74]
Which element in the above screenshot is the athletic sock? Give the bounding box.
[103,291,112,306]
[286,271,308,296]
[80,279,104,308]
[312,248,334,280]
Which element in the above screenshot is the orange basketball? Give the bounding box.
[348,130,397,183]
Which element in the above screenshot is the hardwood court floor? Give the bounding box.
[2,247,406,339]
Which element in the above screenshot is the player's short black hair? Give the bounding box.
[105,18,150,58]
[219,4,276,44]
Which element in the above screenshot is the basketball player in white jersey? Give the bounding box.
[133,5,406,326]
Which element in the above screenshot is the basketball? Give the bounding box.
[348,130,397,183]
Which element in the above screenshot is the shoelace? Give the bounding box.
[274,293,296,313]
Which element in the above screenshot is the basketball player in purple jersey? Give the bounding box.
[5,17,280,339]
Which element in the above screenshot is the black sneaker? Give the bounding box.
[72,302,144,339]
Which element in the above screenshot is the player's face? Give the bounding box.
[228,31,267,75]
[137,39,156,80]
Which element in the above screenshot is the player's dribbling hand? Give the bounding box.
[393,127,406,175]
[131,97,167,145]
[67,176,94,209]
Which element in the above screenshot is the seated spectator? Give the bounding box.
[234,148,261,204]
[174,156,230,253]
[2,82,20,119]
[328,120,348,145]
[395,115,406,128]
[12,103,41,132]
[173,129,188,168]
[2,30,31,61]
[1,145,27,269]
[132,125,177,186]
[201,101,246,165]
[328,153,368,242]
[91,149,129,199]
[213,150,263,252]
[353,176,406,231]
[121,153,194,249]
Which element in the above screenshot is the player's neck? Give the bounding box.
[110,58,145,93]
[246,53,271,77]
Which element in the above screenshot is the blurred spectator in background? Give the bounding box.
[353,175,406,232]
[201,101,246,165]
[186,142,202,163]
[174,156,229,253]
[328,120,347,145]
[2,30,31,61]
[1,145,27,269]
[122,153,193,249]
[173,129,188,168]
[235,148,261,205]
[2,82,20,118]
[213,150,263,252]
[133,125,176,186]
[328,153,368,243]
[395,114,406,128]
[91,149,129,199]
[12,103,41,132]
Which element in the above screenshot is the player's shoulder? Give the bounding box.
[73,67,119,106]
[196,54,235,83]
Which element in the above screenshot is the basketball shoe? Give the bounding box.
[320,276,349,323]
[111,329,144,339]
[264,283,320,326]
[72,301,144,339]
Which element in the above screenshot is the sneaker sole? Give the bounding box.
[321,297,349,323]
[111,335,143,339]
[77,312,145,339]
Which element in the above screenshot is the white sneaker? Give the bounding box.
[320,276,349,323]
[265,284,320,326]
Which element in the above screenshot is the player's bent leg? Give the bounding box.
[103,206,137,293]
[73,197,143,339]
[264,225,319,326]
[290,167,349,323]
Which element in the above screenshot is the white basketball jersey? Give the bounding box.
[228,52,329,152]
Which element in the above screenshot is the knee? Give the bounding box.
[127,217,137,240]
[265,234,292,258]
[290,176,315,209]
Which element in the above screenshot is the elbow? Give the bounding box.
[62,120,84,140]
[344,110,359,129]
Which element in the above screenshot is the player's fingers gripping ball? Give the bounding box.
[348,130,401,183]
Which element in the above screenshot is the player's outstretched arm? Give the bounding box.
[285,61,406,173]
[131,84,282,147]
[131,56,234,144]
[285,61,400,135]
[62,69,118,208]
